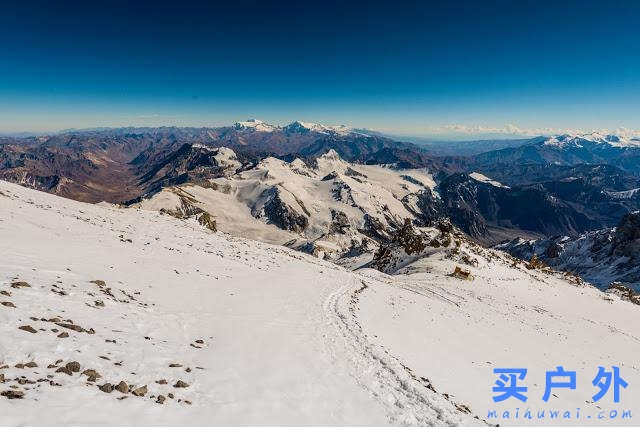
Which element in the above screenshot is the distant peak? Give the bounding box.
[284,121,354,135]
[543,132,640,148]
[233,119,276,132]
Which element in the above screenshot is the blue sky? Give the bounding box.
[2,1,640,137]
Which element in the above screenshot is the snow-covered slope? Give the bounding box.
[2,180,640,426]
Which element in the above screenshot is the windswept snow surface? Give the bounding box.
[1,180,639,426]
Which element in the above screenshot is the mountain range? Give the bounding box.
[2,121,640,288]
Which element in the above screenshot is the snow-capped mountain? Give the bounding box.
[497,211,640,290]
[132,148,436,264]
[232,119,278,132]
[3,179,640,426]
[282,120,354,135]
[232,119,359,136]
[543,132,640,149]
[472,132,640,173]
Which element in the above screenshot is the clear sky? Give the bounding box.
[2,0,640,137]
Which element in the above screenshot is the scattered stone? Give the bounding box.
[131,385,147,397]
[1,390,24,399]
[185,367,192,373]
[174,380,190,388]
[155,379,167,385]
[55,322,84,332]
[168,393,174,399]
[90,280,106,287]
[25,362,37,368]
[450,266,473,281]
[11,281,30,288]
[195,339,204,344]
[47,364,57,369]
[184,400,192,405]
[99,356,111,361]
[169,363,182,368]
[55,367,73,376]
[0,373,4,383]
[15,363,25,369]
[0,290,10,296]
[1,301,16,308]
[117,396,128,400]
[94,300,105,307]
[526,255,545,270]
[156,395,166,404]
[116,381,128,393]
[99,383,113,393]
[18,325,37,334]
[57,332,69,338]
[81,369,101,382]
[66,362,81,373]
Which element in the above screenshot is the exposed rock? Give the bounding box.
[25,362,37,368]
[1,301,16,308]
[18,325,37,334]
[155,379,167,385]
[11,281,30,288]
[543,241,562,258]
[258,187,308,233]
[197,212,217,232]
[526,255,545,270]
[611,211,640,257]
[174,380,190,388]
[606,282,640,305]
[65,361,81,372]
[1,390,24,399]
[450,266,473,281]
[156,395,166,404]
[55,322,84,332]
[81,369,101,380]
[99,383,113,393]
[57,332,69,338]
[131,385,147,397]
[168,363,182,368]
[195,339,204,344]
[116,381,129,393]
[0,290,10,296]
[55,367,73,376]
